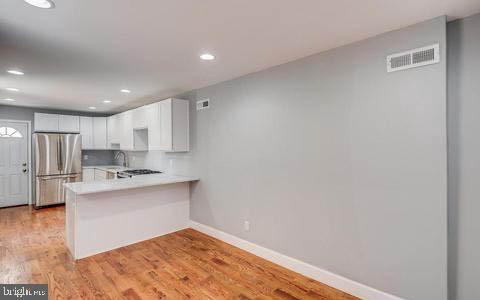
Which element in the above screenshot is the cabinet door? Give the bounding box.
[93,117,107,149]
[59,115,80,132]
[146,103,161,150]
[132,106,148,129]
[94,169,107,180]
[34,113,59,132]
[79,117,93,149]
[159,99,173,151]
[82,168,95,182]
[107,115,120,146]
[120,111,134,150]
[171,99,189,151]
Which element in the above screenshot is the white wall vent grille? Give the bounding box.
[387,43,439,72]
[196,99,210,110]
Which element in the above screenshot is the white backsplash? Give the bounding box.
[114,150,195,177]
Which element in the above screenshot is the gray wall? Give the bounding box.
[82,150,115,166]
[447,13,480,300]
[127,17,448,299]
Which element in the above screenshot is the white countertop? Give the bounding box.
[64,173,199,195]
[82,165,128,173]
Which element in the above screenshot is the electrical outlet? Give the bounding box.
[244,221,250,232]
[83,155,88,160]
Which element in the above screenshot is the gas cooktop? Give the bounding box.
[117,169,162,178]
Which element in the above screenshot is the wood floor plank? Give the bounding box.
[0,205,359,300]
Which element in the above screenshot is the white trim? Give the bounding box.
[0,119,32,205]
[190,221,405,300]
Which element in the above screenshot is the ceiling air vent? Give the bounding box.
[387,43,439,72]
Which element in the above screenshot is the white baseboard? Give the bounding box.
[189,221,404,300]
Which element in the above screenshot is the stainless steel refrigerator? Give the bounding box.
[33,133,82,207]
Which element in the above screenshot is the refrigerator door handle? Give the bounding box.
[39,175,78,180]
[57,138,63,172]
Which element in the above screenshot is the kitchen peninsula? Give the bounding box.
[64,174,199,260]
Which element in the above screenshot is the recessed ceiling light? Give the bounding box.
[103,100,112,104]
[120,89,131,93]
[88,106,97,110]
[5,87,19,92]
[24,0,55,9]
[200,53,215,61]
[7,70,24,75]
[3,98,15,102]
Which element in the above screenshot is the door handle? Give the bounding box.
[39,175,78,180]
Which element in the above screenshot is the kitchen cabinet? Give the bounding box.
[58,115,80,132]
[94,169,107,180]
[158,98,189,152]
[35,113,79,133]
[82,168,95,182]
[79,117,93,149]
[34,113,59,132]
[80,117,107,149]
[93,117,107,149]
[119,111,134,150]
[146,103,161,150]
[132,106,148,129]
[105,98,189,152]
[107,115,120,148]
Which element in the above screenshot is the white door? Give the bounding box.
[0,121,29,208]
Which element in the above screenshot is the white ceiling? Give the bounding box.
[0,0,479,112]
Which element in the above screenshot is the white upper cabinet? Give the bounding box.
[93,117,107,149]
[119,111,134,150]
[79,117,93,149]
[80,117,107,149]
[107,115,120,147]
[105,98,189,152]
[132,106,148,129]
[159,98,189,152]
[58,115,80,132]
[159,99,173,150]
[146,103,161,150]
[35,113,79,132]
[34,113,59,132]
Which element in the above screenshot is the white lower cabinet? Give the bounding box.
[82,168,95,182]
[83,168,116,182]
[94,169,107,180]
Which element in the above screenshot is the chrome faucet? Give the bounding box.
[114,151,128,167]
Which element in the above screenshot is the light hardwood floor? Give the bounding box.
[0,205,358,299]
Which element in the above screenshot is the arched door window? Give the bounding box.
[0,126,23,138]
